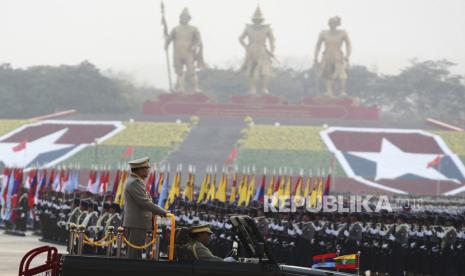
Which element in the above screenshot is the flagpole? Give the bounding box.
[357,251,360,276]
[436,155,442,196]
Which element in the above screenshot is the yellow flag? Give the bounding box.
[115,171,128,208]
[166,171,180,209]
[317,175,324,201]
[206,173,216,202]
[174,172,182,198]
[266,175,275,197]
[293,175,304,206]
[284,175,292,197]
[294,176,302,197]
[310,187,317,208]
[183,173,194,202]
[197,172,209,203]
[182,173,192,201]
[157,172,164,195]
[215,173,227,203]
[279,175,292,208]
[271,175,282,208]
[113,170,123,205]
[229,173,237,204]
[237,174,249,207]
[277,175,285,198]
[245,174,255,206]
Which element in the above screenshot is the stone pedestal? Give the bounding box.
[142,93,379,120]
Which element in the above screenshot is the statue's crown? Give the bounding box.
[180,7,191,20]
[252,6,264,20]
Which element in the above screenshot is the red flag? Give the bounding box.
[104,171,110,192]
[99,171,110,194]
[293,175,303,196]
[313,252,337,261]
[427,154,442,168]
[27,169,38,208]
[323,173,332,196]
[1,167,11,203]
[12,140,27,152]
[59,169,67,192]
[39,170,47,194]
[10,168,23,221]
[87,170,96,191]
[112,170,121,195]
[273,174,281,194]
[226,148,238,163]
[47,169,55,191]
[122,146,135,157]
[146,172,155,192]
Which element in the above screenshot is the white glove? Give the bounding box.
[223,257,236,262]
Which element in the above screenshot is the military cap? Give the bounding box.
[110,203,121,213]
[397,212,408,220]
[190,224,213,234]
[80,199,89,208]
[128,157,150,169]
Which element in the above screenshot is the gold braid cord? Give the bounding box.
[82,234,116,247]
[76,214,173,251]
[77,233,156,249]
[122,236,157,250]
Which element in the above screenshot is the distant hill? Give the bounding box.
[0,61,161,118]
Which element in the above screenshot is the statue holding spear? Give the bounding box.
[163,4,205,93]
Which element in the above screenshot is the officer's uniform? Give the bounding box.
[105,203,122,229]
[123,157,167,259]
[16,192,29,233]
[188,224,223,261]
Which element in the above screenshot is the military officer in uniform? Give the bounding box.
[16,188,29,234]
[390,213,409,276]
[123,157,168,259]
[105,203,122,233]
[188,224,223,261]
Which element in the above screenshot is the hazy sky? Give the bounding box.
[2,0,465,88]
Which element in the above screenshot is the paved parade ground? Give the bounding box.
[0,232,66,276]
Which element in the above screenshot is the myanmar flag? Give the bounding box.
[334,254,358,270]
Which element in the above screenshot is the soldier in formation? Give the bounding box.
[30,191,465,275]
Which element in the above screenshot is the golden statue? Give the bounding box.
[164,8,205,92]
[239,7,276,95]
[314,16,352,97]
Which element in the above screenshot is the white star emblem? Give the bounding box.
[0,128,73,167]
[349,138,456,182]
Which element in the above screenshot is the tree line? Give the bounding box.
[199,59,465,122]
[0,60,464,121]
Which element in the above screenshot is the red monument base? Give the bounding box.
[142,93,379,120]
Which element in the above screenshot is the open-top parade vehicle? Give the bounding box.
[18,215,354,276]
